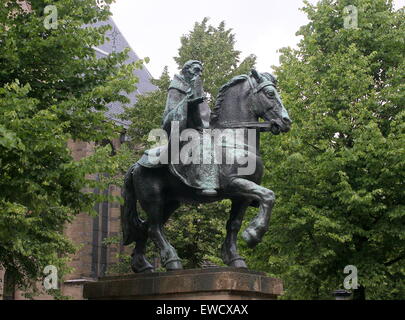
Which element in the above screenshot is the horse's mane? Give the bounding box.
[210,74,250,122]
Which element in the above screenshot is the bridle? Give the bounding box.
[221,75,277,130]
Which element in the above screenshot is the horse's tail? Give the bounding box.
[122,163,148,246]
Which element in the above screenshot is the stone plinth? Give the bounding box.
[83,267,283,300]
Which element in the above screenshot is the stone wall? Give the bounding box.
[58,139,125,298]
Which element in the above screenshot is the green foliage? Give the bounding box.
[123,67,171,149]
[164,201,229,269]
[0,0,140,295]
[243,0,404,299]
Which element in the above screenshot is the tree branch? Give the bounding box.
[384,254,405,267]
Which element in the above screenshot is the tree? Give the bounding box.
[0,0,141,296]
[117,18,257,270]
[243,0,404,299]
[124,67,171,149]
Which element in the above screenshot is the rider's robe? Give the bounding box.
[139,73,219,191]
[162,74,210,135]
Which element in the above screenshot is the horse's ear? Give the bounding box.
[251,69,262,83]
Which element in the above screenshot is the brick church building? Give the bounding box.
[0,13,156,299]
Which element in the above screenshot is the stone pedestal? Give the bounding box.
[83,267,283,300]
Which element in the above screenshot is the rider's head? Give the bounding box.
[181,60,203,82]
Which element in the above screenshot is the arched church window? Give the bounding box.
[3,270,15,300]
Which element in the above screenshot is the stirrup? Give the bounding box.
[199,189,218,196]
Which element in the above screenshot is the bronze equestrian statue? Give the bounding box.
[122,60,291,272]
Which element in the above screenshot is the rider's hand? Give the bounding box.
[188,96,204,105]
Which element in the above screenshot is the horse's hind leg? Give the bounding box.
[131,232,154,273]
[124,176,153,273]
[141,200,183,271]
[225,178,275,248]
[221,199,249,268]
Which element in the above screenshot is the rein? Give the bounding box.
[220,121,272,129]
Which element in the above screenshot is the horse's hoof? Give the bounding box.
[141,267,155,273]
[165,259,183,271]
[132,264,154,273]
[131,256,154,273]
[242,228,260,248]
[131,263,154,273]
[229,258,248,269]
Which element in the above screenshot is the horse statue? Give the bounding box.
[122,69,291,272]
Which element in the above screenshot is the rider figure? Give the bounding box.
[162,60,218,196]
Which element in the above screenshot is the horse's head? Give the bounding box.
[250,69,291,135]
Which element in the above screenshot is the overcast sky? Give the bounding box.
[111,0,404,78]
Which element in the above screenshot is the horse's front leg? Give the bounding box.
[221,199,250,268]
[225,178,275,248]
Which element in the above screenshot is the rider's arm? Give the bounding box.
[162,88,187,134]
